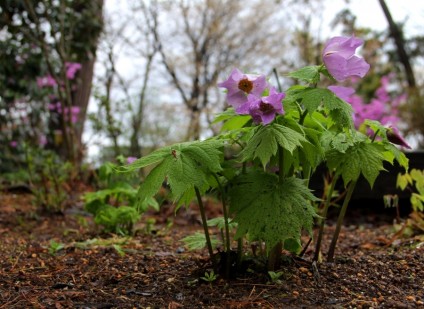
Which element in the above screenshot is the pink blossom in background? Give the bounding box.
[39,135,47,146]
[63,106,80,123]
[328,75,406,129]
[127,157,137,164]
[65,62,82,80]
[37,75,57,88]
[9,141,18,148]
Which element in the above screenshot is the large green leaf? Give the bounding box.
[240,123,307,167]
[228,171,318,253]
[286,87,353,130]
[326,141,387,188]
[287,65,322,84]
[134,139,224,206]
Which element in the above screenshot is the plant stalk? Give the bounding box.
[194,186,216,269]
[268,146,285,270]
[327,180,357,262]
[313,172,339,261]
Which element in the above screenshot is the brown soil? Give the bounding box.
[0,192,423,308]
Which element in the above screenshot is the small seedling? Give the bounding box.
[48,240,65,256]
[268,271,284,284]
[200,270,217,283]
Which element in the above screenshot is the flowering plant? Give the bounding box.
[120,35,409,275]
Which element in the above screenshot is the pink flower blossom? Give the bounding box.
[243,87,285,125]
[328,86,355,102]
[39,135,47,146]
[127,157,137,164]
[218,68,268,111]
[323,36,370,81]
[387,126,411,149]
[9,140,18,148]
[65,62,82,80]
[37,75,57,88]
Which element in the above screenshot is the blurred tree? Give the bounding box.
[145,0,293,140]
[378,0,424,147]
[0,0,103,165]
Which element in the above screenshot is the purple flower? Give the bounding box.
[127,156,137,164]
[65,62,82,80]
[387,126,411,149]
[37,75,57,88]
[9,140,18,148]
[323,36,370,81]
[39,135,47,146]
[218,68,268,111]
[328,85,355,102]
[244,87,285,125]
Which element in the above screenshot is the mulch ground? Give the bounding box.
[0,192,423,308]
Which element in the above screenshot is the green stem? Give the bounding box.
[213,174,231,253]
[237,238,243,267]
[371,129,380,142]
[299,110,308,125]
[194,186,216,268]
[327,180,357,263]
[272,68,283,92]
[278,146,284,182]
[313,172,339,262]
[268,146,285,270]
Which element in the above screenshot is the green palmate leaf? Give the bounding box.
[135,139,223,207]
[397,172,412,191]
[118,147,172,172]
[212,107,237,123]
[287,65,322,84]
[382,143,409,171]
[326,141,387,188]
[287,87,354,129]
[298,126,323,168]
[362,119,389,138]
[228,171,318,253]
[207,217,238,230]
[321,130,366,154]
[182,232,220,251]
[240,123,307,167]
[213,107,252,131]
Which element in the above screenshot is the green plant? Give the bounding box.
[119,35,409,277]
[394,169,424,236]
[268,271,284,284]
[397,169,424,212]
[24,146,73,213]
[84,159,159,235]
[200,270,217,283]
[48,240,65,256]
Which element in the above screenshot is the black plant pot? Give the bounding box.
[310,150,424,216]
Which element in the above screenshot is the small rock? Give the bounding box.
[299,267,309,273]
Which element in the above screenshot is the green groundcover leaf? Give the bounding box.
[228,171,318,253]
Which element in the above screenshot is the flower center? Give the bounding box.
[259,102,274,113]
[238,78,253,93]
